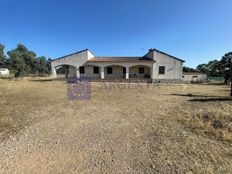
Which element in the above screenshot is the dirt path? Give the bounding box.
[0,80,231,173]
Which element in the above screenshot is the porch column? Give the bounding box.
[76,66,80,79]
[51,65,57,78]
[101,66,105,79]
[65,66,69,79]
[151,63,155,80]
[126,66,129,79]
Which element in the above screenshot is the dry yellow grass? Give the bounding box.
[0,78,232,173]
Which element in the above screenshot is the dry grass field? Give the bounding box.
[0,78,232,174]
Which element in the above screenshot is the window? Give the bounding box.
[158,66,165,74]
[123,67,126,74]
[93,66,99,74]
[80,66,85,74]
[107,67,113,74]
[138,67,145,74]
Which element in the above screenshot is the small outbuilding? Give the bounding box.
[182,72,207,82]
[0,68,10,76]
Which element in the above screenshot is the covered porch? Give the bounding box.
[78,62,153,80]
[51,63,154,80]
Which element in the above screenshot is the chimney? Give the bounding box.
[149,48,154,52]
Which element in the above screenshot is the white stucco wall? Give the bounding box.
[129,66,150,78]
[145,50,184,80]
[87,50,95,60]
[51,49,94,78]
[182,74,207,82]
[85,62,153,68]
[68,66,77,78]
[51,49,93,68]
[85,62,153,78]
[80,65,101,78]
[104,66,124,78]
[0,69,9,75]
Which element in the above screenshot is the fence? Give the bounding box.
[208,76,224,81]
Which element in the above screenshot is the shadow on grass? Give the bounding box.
[171,93,232,102]
[29,79,53,82]
[206,82,225,86]
[171,93,222,98]
[29,78,69,83]
[189,97,232,102]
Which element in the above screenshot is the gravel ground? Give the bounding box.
[0,79,232,173]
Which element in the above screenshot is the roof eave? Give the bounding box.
[87,59,156,63]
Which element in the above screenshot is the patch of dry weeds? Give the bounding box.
[177,102,232,142]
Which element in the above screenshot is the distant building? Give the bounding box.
[51,48,185,82]
[182,72,207,82]
[0,68,10,76]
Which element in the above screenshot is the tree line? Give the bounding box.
[183,52,232,77]
[0,43,51,77]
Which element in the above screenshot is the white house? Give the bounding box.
[182,72,207,82]
[51,48,185,82]
[0,68,10,76]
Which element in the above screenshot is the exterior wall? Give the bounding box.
[87,50,95,60]
[80,65,101,78]
[78,64,152,78]
[68,66,77,78]
[145,50,183,80]
[51,49,92,67]
[104,66,125,78]
[51,49,94,78]
[57,65,101,79]
[129,66,150,78]
[86,62,153,79]
[85,61,153,68]
[182,74,207,82]
[153,51,183,79]
[0,69,10,75]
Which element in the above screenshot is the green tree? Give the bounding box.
[221,52,232,69]
[46,58,52,74]
[221,52,232,85]
[183,66,198,72]
[221,52,232,96]
[35,56,47,74]
[7,44,36,77]
[196,60,222,76]
[0,44,7,67]
[196,63,210,74]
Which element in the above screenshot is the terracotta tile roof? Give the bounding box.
[87,56,154,62]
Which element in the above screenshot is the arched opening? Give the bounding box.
[104,65,126,79]
[79,65,101,79]
[54,64,76,78]
[129,65,151,78]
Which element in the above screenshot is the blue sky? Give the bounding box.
[1,0,231,68]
